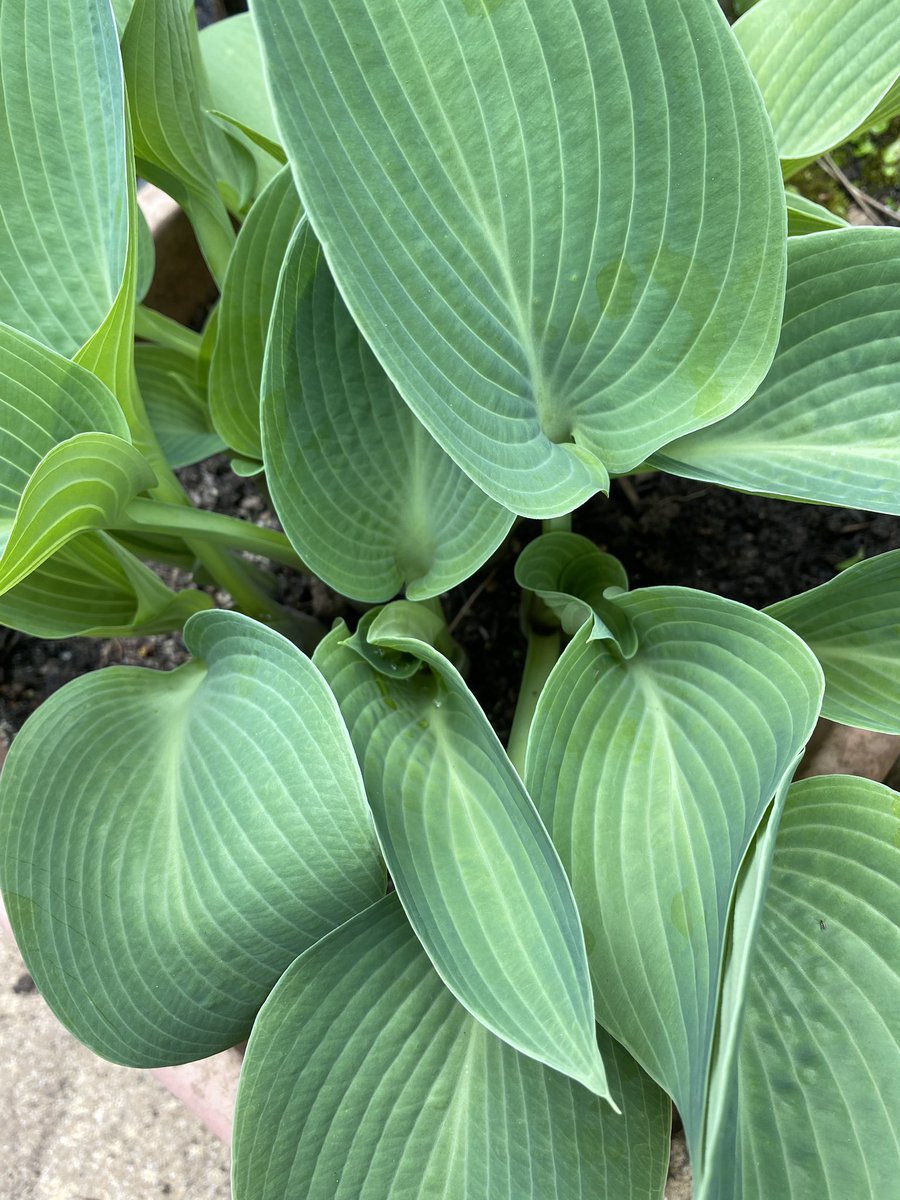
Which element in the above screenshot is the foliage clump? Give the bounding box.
[0,2,899,1198]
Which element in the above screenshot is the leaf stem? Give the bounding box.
[118,498,307,571]
[183,537,322,649]
[507,619,562,777]
[135,306,203,357]
[506,520,572,771]
[122,376,311,632]
[184,192,235,288]
[543,514,572,534]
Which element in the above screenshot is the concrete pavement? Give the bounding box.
[0,935,230,1200]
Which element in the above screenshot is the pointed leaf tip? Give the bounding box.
[315,614,608,1095]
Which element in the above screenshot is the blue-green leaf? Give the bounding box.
[0,325,154,595]
[654,229,900,513]
[735,0,900,170]
[208,165,302,460]
[262,223,513,601]
[0,532,211,639]
[254,0,786,517]
[785,191,848,236]
[199,13,283,194]
[714,776,900,1198]
[122,0,235,282]
[514,532,636,656]
[314,609,610,1097]
[233,895,671,1200]
[766,550,900,734]
[135,344,225,468]
[526,589,823,1162]
[0,0,128,354]
[0,611,384,1066]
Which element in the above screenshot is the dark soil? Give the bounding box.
[0,458,335,743]
[195,0,227,27]
[2,461,899,747]
[450,478,900,743]
[579,476,900,607]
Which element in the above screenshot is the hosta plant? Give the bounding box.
[1,0,900,1197]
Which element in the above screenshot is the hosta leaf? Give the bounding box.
[208,111,287,173]
[135,344,225,468]
[63,96,149,448]
[314,610,609,1097]
[135,203,156,303]
[0,532,211,639]
[730,776,900,1198]
[254,0,786,518]
[233,895,671,1200]
[230,456,264,478]
[695,772,793,1198]
[109,528,198,571]
[874,78,900,127]
[197,297,219,392]
[785,191,848,237]
[766,551,900,734]
[0,432,155,595]
[735,0,900,169]
[263,224,514,602]
[111,0,135,35]
[199,13,283,193]
[122,0,234,282]
[0,0,127,354]
[206,114,258,218]
[653,228,900,512]
[0,610,384,1066]
[525,589,823,1156]
[0,324,153,595]
[73,118,144,429]
[0,324,132,467]
[514,532,636,655]
[208,166,302,460]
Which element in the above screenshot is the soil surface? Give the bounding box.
[449,476,900,743]
[3,461,899,749]
[0,934,231,1200]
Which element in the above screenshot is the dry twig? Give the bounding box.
[819,154,900,226]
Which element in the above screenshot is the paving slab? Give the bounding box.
[0,936,230,1200]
